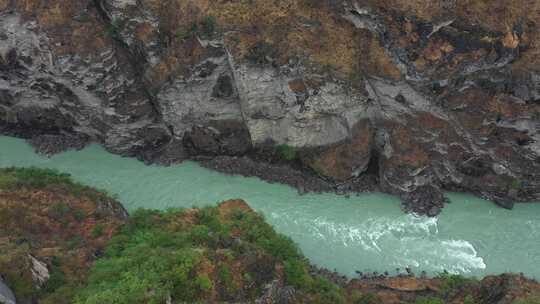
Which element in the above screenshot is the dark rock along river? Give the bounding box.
[1,136,539,279]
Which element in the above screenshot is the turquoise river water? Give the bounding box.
[1,136,539,279]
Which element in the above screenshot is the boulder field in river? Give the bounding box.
[1,0,540,215]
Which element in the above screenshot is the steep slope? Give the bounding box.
[1,1,539,214]
[0,167,127,303]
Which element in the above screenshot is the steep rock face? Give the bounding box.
[1,0,539,215]
[0,2,170,158]
[301,119,374,181]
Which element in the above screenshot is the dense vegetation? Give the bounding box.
[0,167,113,200]
[0,167,125,304]
[75,201,347,303]
[0,168,346,303]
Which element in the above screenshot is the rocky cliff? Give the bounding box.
[1,0,539,215]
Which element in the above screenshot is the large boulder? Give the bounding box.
[0,278,15,304]
[301,120,374,181]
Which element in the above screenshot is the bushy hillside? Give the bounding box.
[0,167,127,303]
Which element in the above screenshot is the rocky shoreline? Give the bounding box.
[5,132,538,217]
[310,262,540,304]
[198,155,380,194]
[1,133,451,216]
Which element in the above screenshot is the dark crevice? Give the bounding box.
[365,149,380,178]
[91,0,171,136]
[92,0,111,22]
[517,137,533,146]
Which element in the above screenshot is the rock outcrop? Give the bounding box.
[346,273,540,304]
[1,0,539,215]
[0,278,15,304]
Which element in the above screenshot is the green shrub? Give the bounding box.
[127,209,161,231]
[353,292,381,304]
[218,265,232,283]
[464,294,477,304]
[0,167,72,189]
[200,15,217,37]
[66,236,83,250]
[438,273,476,294]
[49,203,70,220]
[91,224,105,238]
[176,15,217,40]
[243,273,253,284]
[76,231,202,303]
[195,274,213,294]
[275,144,297,161]
[511,179,522,189]
[41,285,78,304]
[198,207,221,227]
[176,28,195,40]
[74,204,337,303]
[229,208,301,261]
[3,270,34,300]
[310,277,346,304]
[218,265,239,295]
[259,234,301,261]
[284,259,311,289]
[189,225,211,245]
[73,209,86,221]
[514,297,540,304]
[414,297,445,304]
[0,167,110,201]
[42,266,66,294]
[104,18,124,42]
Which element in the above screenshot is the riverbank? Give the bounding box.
[11,133,540,217]
[1,167,539,304]
[2,135,540,280]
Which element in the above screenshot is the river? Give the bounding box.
[1,136,539,279]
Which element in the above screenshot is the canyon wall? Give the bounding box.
[1,0,539,214]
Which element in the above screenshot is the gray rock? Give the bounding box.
[233,63,369,148]
[0,277,16,304]
[156,54,243,138]
[256,280,295,304]
[29,255,49,288]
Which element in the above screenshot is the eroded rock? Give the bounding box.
[1,0,539,215]
[301,120,374,181]
[28,255,49,288]
[0,277,16,304]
